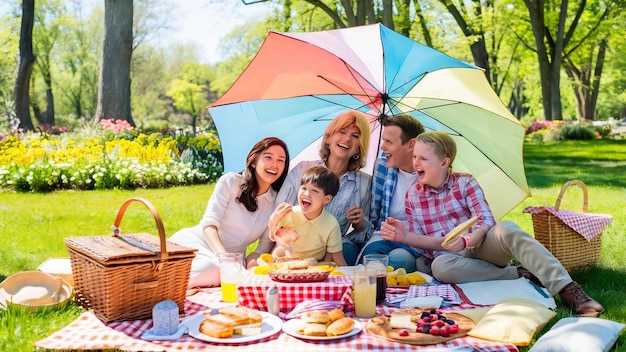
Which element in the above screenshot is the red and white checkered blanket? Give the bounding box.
[523,206,613,241]
[36,287,518,352]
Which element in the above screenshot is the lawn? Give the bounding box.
[1,139,625,351]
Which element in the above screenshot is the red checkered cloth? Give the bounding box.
[523,206,613,241]
[36,288,518,351]
[237,274,354,312]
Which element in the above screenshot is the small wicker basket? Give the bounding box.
[530,180,602,271]
[64,197,196,322]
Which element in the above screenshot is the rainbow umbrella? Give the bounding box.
[208,23,529,219]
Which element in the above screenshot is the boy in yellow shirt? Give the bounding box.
[269,166,347,266]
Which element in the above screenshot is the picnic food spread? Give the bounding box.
[253,255,338,282]
[291,308,356,337]
[365,308,475,345]
[199,306,264,338]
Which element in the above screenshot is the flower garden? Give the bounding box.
[0,119,224,192]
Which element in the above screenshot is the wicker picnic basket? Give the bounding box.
[64,197,196,322]
[530,180,602,271]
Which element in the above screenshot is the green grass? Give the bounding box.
[1,139,626,351]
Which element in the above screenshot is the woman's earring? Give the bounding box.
[352,154,360,160]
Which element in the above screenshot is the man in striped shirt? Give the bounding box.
[357,114,425,272]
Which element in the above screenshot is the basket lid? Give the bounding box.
[64,233,196,265]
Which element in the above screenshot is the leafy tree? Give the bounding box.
[31,0,71,126]
[54,5,101,120]
[521,0,617,121]
[0,18,19,125]
[166,62,214,135]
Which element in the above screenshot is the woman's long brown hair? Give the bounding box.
[237,137,290,212]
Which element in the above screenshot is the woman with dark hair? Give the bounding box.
[170,137,289,288]
[274,110,373,265]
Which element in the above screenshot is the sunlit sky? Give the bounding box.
[159,0,270,63]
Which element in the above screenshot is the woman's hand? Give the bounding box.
[380,217,407,243]
[346,205,365,229]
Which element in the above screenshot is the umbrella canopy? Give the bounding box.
[208,23,529,219]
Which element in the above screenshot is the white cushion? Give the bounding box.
[530,317,625,352]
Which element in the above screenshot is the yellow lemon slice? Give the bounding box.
[390,268,406,277]
[253,265,271,275]
[396,275,410,286]
[406,272,427,285]
[387,266,395,272]
[259,253,273,263]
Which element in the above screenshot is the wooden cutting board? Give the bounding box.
[365,309,475,345]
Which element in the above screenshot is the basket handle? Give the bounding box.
[554,180,588,213]
[112,197,168,261]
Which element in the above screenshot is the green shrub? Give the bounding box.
[559,124,596,140]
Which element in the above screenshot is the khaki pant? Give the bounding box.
[431,221,572,296]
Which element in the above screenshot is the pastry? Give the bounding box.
[326,317,355,336]
[328,308,345,322]
[301,309,331,324]
[303,322,329,336]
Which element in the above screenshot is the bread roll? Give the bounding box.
[301,310,331,324]
[328,308,345,322]
[303,323,328,336]
[326,317,355,336]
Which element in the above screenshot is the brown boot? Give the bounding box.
[559,281,604,317]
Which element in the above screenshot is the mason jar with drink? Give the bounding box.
[363,254,389,303]
[352,267,377,318]
[218,252,243,303]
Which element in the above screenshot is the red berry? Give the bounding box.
[429,326,440,335]
[398,329,409,336]
[434,320,445,327]
[449,324,459,334]
[430,314,438,322]
[440,326,450,337]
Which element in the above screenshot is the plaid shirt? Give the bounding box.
[406,172,496,259]
[369,153,402,231]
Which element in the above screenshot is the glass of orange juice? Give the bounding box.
[352,267,376,318]
[218,253,243,303]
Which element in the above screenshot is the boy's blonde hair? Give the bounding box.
[320,110,371,171]
[416,131,457,165]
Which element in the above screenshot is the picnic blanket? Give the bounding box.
[36,287,519,352]
[523,206,612,241]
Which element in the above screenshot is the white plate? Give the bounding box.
[186,311,283,343]
[282,318,362,340]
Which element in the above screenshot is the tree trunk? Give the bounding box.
[524,0,554,120]
[96,0,135,126]
[565,37,608,121]
[13,0,36,132]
